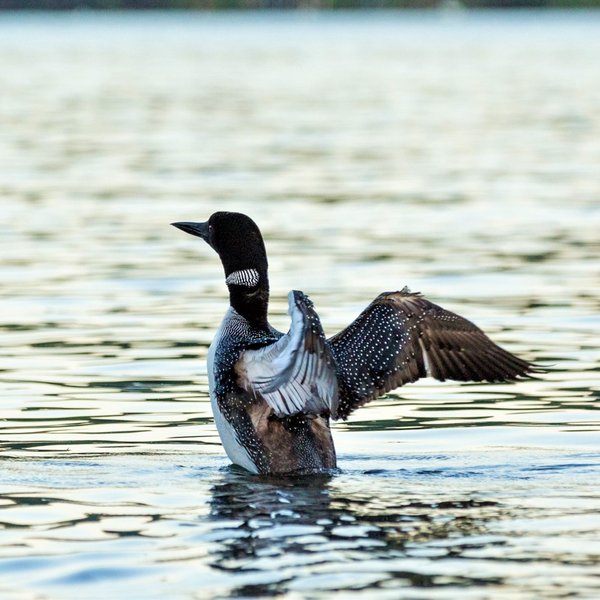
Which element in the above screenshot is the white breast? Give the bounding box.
[207,308,259,474]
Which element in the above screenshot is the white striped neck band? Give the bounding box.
[225,268,260,287]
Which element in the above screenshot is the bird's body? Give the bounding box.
[207,305,336,474]
[173,212,537,475]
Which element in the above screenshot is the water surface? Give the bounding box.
[1,11,599,599]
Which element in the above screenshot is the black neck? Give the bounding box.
[206,212,271,327]
[228,272,270,327]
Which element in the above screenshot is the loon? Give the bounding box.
[172,212,537,475]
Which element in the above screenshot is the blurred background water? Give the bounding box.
[1,10,599,599]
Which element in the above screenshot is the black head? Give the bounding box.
[172,212,270,325]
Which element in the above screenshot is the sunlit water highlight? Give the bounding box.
[1,10,599,599]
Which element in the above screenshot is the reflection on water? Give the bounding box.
[208,467,600,598]
[1,10,599,600]
[207,471,506,595]
[2,456,600,598]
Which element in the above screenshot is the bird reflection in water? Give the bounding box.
[207,468,503,596]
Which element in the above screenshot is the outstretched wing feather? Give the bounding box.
[329,289,538,419]
[237,291,339,418]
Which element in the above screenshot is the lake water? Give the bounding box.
[1,10,599,599]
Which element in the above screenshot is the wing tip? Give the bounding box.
[515,361,548,380]
[477,360,546,383]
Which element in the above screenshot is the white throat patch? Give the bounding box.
[225,268,260,287]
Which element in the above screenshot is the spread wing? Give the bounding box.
[329,288,539,419]
[237,291,339,418]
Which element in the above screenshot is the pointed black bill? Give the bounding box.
[171,221,209,241]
